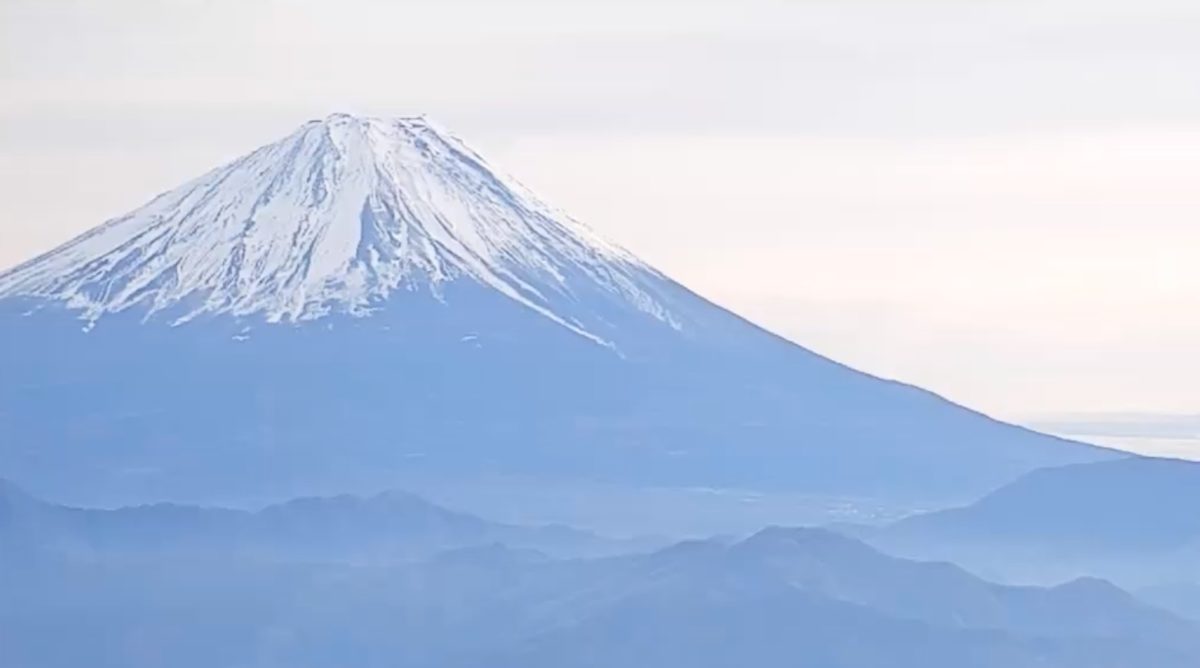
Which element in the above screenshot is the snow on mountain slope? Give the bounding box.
[0,114,677,344]
[0,113,1116,515]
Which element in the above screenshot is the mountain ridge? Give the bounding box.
[5,504,1197,668]
[0,478,631,560]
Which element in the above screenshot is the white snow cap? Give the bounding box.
[0,113,679,339]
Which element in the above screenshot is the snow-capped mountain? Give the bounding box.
[0,114,1114,517]
[0,114,677,346]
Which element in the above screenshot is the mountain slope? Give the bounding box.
[0,113,1113,514]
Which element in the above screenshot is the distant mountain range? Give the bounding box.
[0,113,1113,516]
[499,530,1198,668]
[3,484,1195,668]
[0,479,631,561]
[856,456,1200,620]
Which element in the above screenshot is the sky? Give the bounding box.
[2,0,1198,457]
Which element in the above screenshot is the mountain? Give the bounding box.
[0,113,1112,517]
[497,529,1199,668]
[0,479,628,561]
[1140,582,1200,622]
[3,523,1195,668]
[0,113,673,340]
[861,457,1200,591]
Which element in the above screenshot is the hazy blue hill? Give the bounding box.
[858,455,1200,622]
[0,480,627,561]
[493,582,1194,668]
[727,527,1194,645]
[3,495,1196,668]
[1140,582,1200,622]
[881,457,1200,550]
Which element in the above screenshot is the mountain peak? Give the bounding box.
[302,112,450,155]
[0,114,678,341]
[312,111,432,127]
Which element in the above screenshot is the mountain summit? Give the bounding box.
[0,114,1112,523]
[0,114,677,346]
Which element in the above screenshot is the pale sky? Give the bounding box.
[2,0,1198,456]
